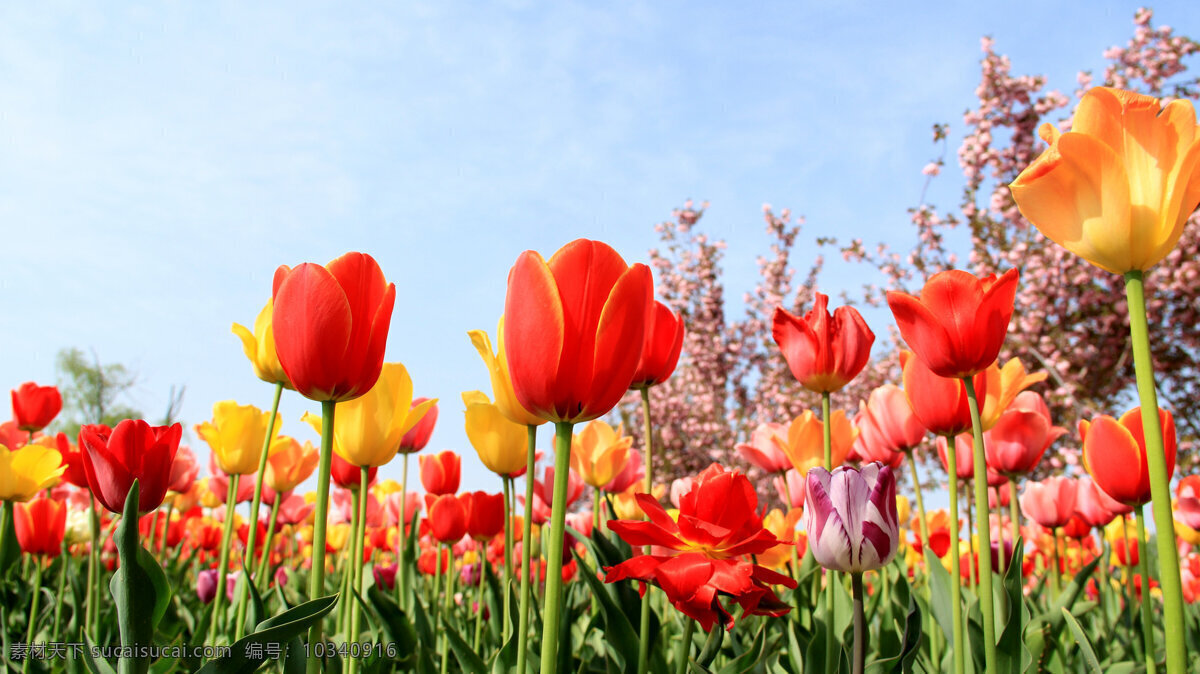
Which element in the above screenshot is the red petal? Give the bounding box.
[577,262,652,421]
[504,250,565,421]
[888,290,957,377]
[272,263,353,401]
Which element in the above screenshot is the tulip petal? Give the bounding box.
[583,263,652,421]
[504,250,565,420]
[887,290,957,377]
[273,263,354,400]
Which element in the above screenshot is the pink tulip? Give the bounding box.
[857,384,927,454]
[985,392,1065,476]
[735,423,791,474]
[1176,476,1200,531]
[1020,477,1078,529]
[773,469,806,509]
[937,434,1006,485]
[602,447,644,494]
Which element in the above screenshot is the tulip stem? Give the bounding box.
[1125,271,1187,673]
[347,468,369,674]
[674,617,695,674]
[1049,528,1062,598]
[851,572,865,674]
[22,558,43,674]
[1120,516,1143,663]
[1135,506,1157,672]
[964,482,976,589]
[638,386,655,674]
[962,377,997,674]
[306,400,336,674]
[821,391,835,670]
[236,381,283,642]
[539,421,575,674]
[147,509,160,554]
[944,435,966,674]
[1008,485,1021,564]
[516,424,537,674]
[210,473,239,644]
[85,494,100,641]
[474,556,489,652]
[53,540,67,640]
[158,501,175,559]
[255,497,280,587]
[397,452,410,610]
[993,487,1006,576]
[906,450,938,674]
[502,475,513,641]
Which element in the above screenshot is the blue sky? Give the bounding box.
[2,2,1196,500]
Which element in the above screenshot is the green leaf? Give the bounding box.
[1060,608,1103,674]
[0,503,20,576]
[192,594,338,674]
[993,537,1027,674]
[444,619,489,674]
[570,551,641,670]
[111,480,164,674]
[80,636,118,674]
[922,549,955,645]
[716,624,766,674]
[239,561,266,637]
[696,621,724,668]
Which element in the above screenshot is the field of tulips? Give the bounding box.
[5,83,1200,674]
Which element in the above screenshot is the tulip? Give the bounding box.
[197,568,219,604]
[978,359,1047,431]
[231,299,292,387]
[900,351,981,437]
[271,251,395,403]
[373,563,397,591]
[735,423,792,475]
[856,385,926,454]
[773,469,806,509]
[79,420,180,514]
[34,433,85,491]
[196,401,282,476]
[168,445,200,494]
[426,494,468,544]
[14,496,66,556]
[804,462,899,574]
[1020,477,1078,530]
[419,451,461,496]
[264,437,320,494]
[601,447,643,494]
[1010,86,1200,275]
[887,268,1018,379]
[398,398,439,453]
[1075,476,1129,528]
[1082,407,1176,507]
[755,508,805,570]
[772,291,875,393]
[462,491,506,542]
[986,391,1065,477]
[1012,89,1200,672]
[604,464,796,632]
[1176,476,1200,532]
[331,451,377,491]
[569,420,632,489]
[629,300,685,389]
[463,392,527,476]
[777,409,857,475]
[469,320,547,427]
[504,238,652,424]
[11,382,62,433]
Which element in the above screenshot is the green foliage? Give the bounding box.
[54,347,143,436]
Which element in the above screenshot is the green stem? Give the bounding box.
[235,381,283,641]
[516,424,537,674]
[255,496,280,588]
[397,452,409,610]
[674,617,695,674]
[474,556,488,651]
[1136,506,1157,672]
[992,486,1006,576]
[1008,484,1021,564]
[964,481,976,589]
[1050,528,1062,598]
[821,391,835,672]
[209,472,240,642]
[851,572,865,674]
[158,501,174,559]
[1097,527,1113,645]
[502,476,513,641]
[1121,516,1143,664]
[962,377,997,674]
[439,542,456,674]
[348,467,369,674]
[306,399,337,674]
[906,449,939,674]
[85,495,99,641]
[1125,271,1187,673]
[538,421,575,674]
[23,559,43,674]
[944,434,965,674]
[638,387,654,674]
[337,489,359,638]
[52,541,67,640]
[147,508,160,555]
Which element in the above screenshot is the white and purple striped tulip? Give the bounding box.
[803,461,900,573]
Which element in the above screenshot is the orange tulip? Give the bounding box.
[900,351,984,437]
[265,436,320,494]
[569,420,632,488]
[503,239,652,423]
[14,496,66,557]
[776,409,857,475]
[1011,86,1200,274]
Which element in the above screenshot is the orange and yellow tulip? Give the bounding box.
[569,420,632,488]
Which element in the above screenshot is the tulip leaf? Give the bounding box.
[444,619,489,674]
[366,584,419,664]
[922,549,955,646]
[1060,608,1103,674]
[696,619,724,668]
[110,480,167,674]
[715,623,766,674]
[0,503,19,576]
[239,561,265,637]
[192,594,338,674]
[80,636,119,674]
[993,536,1028,674]
[785,623,806,674]
[571,551,641,670]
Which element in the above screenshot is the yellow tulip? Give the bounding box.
[896,494,911,527]
[776,410,857,475]
[232,299,291,387]
[979,358,1047,430]
[569,420,632,488]
[1011,86,1200,274]
[198,478,221,509]
[326,523,352,551]
[374,479,403,498]
[195,400,282,476]
[0,444,64,501]
[468,319,546,426]
[264,436,319,493]
[756,508,803,570]
[463,391,528,476]
[302,362,436,468]
[612,485,666,520]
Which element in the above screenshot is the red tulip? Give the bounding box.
[985,391,1066,477]
[1061,515,1092,540]
[11,382,63,433]
[79,420,181,514]
[419,451,460,495]
[48,432,89,489]
[504,239,652,423]
[1020,477,1078,529]
[1080,406,1176,507]
[772,292,874,393]
[398,398,438,453]
[900,351,984,437]
[462,491,506,542]
[425,494,467,544]
[629,301,685,389]
[418,548,451,575]
[14,496,66,557]
[887,268,1019,379]
[331,450,377,490]
[604,464,797,631]
[271,252,396,402]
